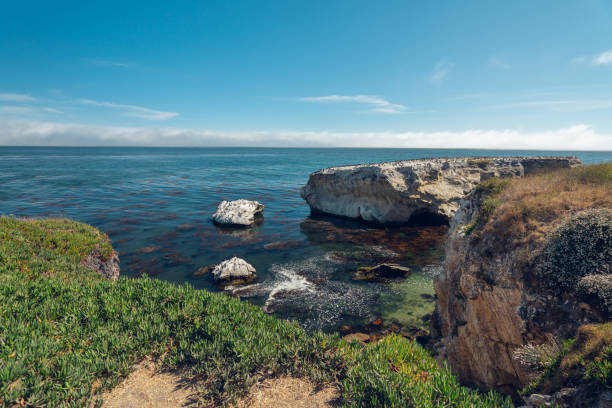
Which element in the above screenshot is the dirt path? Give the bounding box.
[102,361,197,408]
[102,362,340,408]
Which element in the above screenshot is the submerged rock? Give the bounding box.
[212,199,264,227]
[192,264,214,278]
[301,157,580,225]
[353,263,411,282]
[212,257,257,285]
[343,332,370,344]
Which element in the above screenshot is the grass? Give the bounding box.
[465,163,612,250]
[341,335,512,408]
[0,217,114,281]
[0,217,514,407]
[523,322,612,396]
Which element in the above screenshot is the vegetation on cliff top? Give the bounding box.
[476,163,612,249]
[468,164,612,400]
[0,217,512,407]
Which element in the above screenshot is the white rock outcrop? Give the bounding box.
[301,157,581,225]
[212,257,256,284]
[212,199,264,227]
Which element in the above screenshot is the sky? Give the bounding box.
[1,0,612,149]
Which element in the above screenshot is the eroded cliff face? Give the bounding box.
[301,157,581,225]
[430,189,609,396]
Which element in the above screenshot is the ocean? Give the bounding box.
[1,147,610,333]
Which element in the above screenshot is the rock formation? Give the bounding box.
[81,247,120,280]
[212,257,257,285]
[212,199,264,227]
[301,157,580,225]
[430,188,610,399]
[352,263,411,281]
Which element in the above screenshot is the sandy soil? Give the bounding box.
[234,376,340,408]
[102,361,340,408]
[102,361,197,408]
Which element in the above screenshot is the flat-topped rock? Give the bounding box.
[212,257,257,285]
[212,199,264,227]
[301,157,581,225]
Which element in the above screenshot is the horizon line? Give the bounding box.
[1,145,611,152]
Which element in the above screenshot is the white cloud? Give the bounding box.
[488,56,510,70]
[0,106,33,114]
[298,94,409,114]
[79,99,178,120]
[0,119,609,150]
[572,49,612,66]
[0,93,36,102]
[430,61,453,84]
[482,99,612,112]
[592,49,612,65]
[571,56,588,65]
[42,107,63,114]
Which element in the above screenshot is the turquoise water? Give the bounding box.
[1,147,610,332]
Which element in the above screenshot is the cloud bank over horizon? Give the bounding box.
[0,118,610,150]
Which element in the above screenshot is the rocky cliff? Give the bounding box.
[430,164,611,404]
[301,157,581,225]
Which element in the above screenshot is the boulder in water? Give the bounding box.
[212,257,257,286]
[352,263,411,282]
[212,199,264,227]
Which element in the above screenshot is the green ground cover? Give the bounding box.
[0,217,512,407]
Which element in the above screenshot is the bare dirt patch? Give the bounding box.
[102,362,339,408]
[102,361,197,408]
[234,377,340,408]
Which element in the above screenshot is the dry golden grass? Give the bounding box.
[234,377,340,408]
[561,322,612,371]
[479,164,612,251]
[530,322,612,395]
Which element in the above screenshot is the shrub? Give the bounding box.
[524,322,612,395]
[464,178,507,235]
[536,209,612,291]
[476,177,511,195]
[513,342,560,376]
[577,274,612,315]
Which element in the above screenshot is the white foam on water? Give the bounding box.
[228,259,318,307]
[229,253,401,332]
[263,266,315,313]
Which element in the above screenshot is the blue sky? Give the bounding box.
[1,0,612,149]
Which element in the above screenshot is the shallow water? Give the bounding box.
[1,147,610,333]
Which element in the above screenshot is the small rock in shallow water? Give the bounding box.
[212,199,264,227]
[263,240,304,250]
[192,265,214,278]
[352,263,411,282]
[212,257,257,286]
